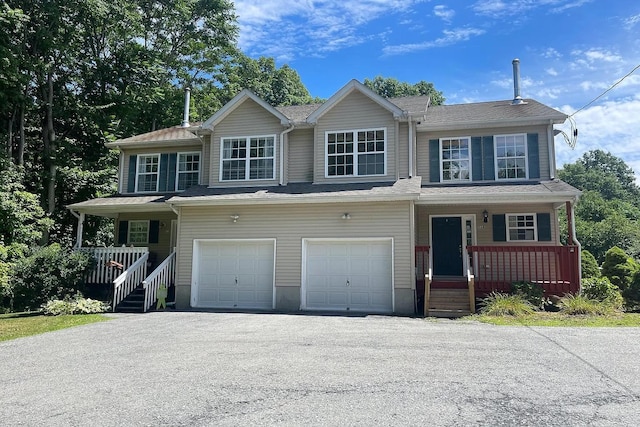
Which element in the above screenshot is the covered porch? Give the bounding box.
[67,195,178,312]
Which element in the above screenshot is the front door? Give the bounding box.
[432,217,463,276]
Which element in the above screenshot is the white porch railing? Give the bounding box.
[142,250,176,312]
[112,252,149,311]
[79,247,149,284]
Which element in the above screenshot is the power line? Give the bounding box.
[570,63,640,117]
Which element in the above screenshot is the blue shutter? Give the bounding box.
[471,137,483,181]
[482,136,495,180]
[492,214,506,242]
[158,153,169,192]
[537,213,552,241]
[149,220,160,244]
[527,133,540,179]
[127,155,137,193]
[167,153,177,191]
[429,139,440,182]
[117,221,128,244]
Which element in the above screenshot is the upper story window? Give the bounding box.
[326,128,386,177]
[441,137,471,181]
[136,154,160,192]
[128,220,149,244]
[506,213,537,241]
[177,152,200,191]
[495,134,527,180]
[221,136,275,181]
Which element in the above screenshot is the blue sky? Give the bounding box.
[233,0,640,178]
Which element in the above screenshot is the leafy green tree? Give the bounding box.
[364,76,445,105]
[581,250,600,278]
[601,246,638,292]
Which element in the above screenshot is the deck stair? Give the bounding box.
[426,278,472,318]
[115,285,146,313]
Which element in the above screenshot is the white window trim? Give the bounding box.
[135,153,161,193]
[324,127,388,178]
[439,136,472,182]
[175,151,201,191]
[128,220,150,244]
[219,135,277,182]
[505,213,538,242]
[494,133,529,181]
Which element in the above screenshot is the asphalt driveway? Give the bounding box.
[1,312,639,426]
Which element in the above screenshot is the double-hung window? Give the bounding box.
[495,134,527,180]
[136,154,160,192]
[506,214,537,241]
[176,152,200,190]
[440,137,471,181]
[326,128,386,177]
[128,220,149,244]
[221,136,275,181]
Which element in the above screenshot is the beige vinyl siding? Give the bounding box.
[200,134,211,185]
[210,99,285,187]
[415,203,560,246]
[116,212,178,265]
[313,91,397,184]
[416,125,551,181]
[175,201,413,309]
[287,128,314,183]
[121,145,202,194]
[397,122,409,179]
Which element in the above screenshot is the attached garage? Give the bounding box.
[302,239,394,313]
[192,239,275,309]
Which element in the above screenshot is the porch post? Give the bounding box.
[75,212,85,249]
[565,201,574,246]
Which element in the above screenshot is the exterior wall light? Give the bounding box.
[230,214,240,223]
[482,210,489,223]
[341,213,351,220]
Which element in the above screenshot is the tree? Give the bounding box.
[601,246,637,292]
[363,76,445,105]
[581,250,600,278]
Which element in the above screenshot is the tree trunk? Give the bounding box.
[41,70,57,244]
[18,98,25,166]
[7,112,14,161]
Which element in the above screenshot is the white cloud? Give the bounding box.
[472,0,592,17]
[433,5,455,22]
[383,27,485,55]
[546,68,558,76]
[625,14,640,28]
[542,48,562,59]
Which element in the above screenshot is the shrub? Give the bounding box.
[601,246,638,291]
[625,271,640,311]
[581,277,623,309]
[10,244,94,311]
[480,292,536,316]
[42,293,110,315]
[581,250,601,278]
[510,281,544,307]
[559,294,617,315]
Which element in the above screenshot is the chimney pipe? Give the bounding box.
[511,59,525,105]
[181,87,191,127]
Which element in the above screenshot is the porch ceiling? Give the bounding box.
[67,194,176,217]
[418,179,581,205]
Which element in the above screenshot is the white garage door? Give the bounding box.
[304,240,393,313]
[193,240,275,309]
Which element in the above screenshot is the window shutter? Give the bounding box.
[429,139,440,182]
[492,214,506,242]
[118,221,128,245]
[149,220,160,244]
[127,155,137,193]
[471,137,483,181]
[167,153,177,191]
[482,136,495,180]
[527,133,540,179]
[158,153,169,192]
[537,213,552,241]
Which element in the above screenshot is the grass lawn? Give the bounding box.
[470,312,640,327]
[0,313,110,342]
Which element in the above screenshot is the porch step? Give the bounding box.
[427,288,471,318]
[115,285,145,313]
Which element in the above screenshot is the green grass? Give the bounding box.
[471,312,640,327]
[0,313,110,342]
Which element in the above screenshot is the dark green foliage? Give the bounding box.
[363,76,445,105]
[581,250,601,278]
[9,244,93,312]
[580,277,623,309]
[625,272,640,310]
[601,246,638,291]
[510,281,544,307]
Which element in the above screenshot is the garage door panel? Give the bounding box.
[328,291,348,306]
[194,240,274,309]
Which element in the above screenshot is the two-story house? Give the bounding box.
[68,69,581,316]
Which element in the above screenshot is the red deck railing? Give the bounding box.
[467,245,580,297]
